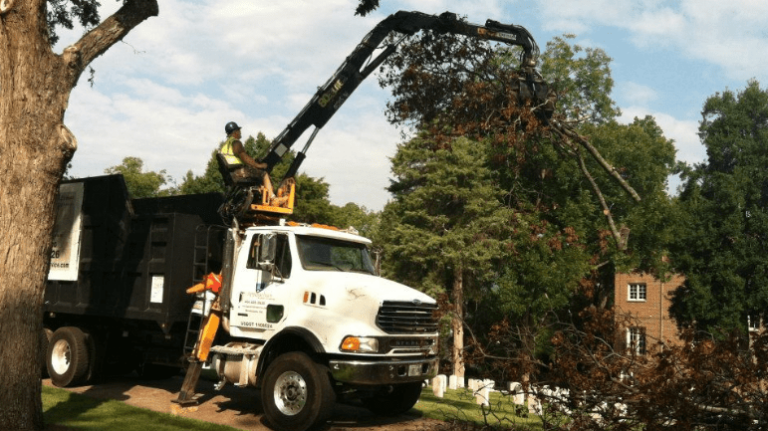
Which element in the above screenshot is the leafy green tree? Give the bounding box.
[177,151,225,195]
[540,34,619,125]
[671,80,768,334]
[332,203,379,239]
[105,157,173,198]
[576,118,677,273]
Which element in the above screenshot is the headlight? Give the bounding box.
[340,336,379,353]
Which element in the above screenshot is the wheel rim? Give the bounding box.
[273,370,307,416]
[51,339,71,375]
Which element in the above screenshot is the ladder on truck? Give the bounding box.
[182,224,227,360]
[175,224,227,407]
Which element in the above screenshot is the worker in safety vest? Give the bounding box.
[186,272,222,295]
[219,121,276,200]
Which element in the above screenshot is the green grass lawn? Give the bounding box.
[414,387,544,430]
[42,386,239,431]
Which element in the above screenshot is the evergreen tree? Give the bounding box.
[671,80,768,334]
[379,135,516,376]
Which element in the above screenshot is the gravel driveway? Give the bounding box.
[43,375,444,431]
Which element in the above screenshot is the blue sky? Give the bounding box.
[59,0,768,210]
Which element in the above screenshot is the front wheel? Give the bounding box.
[260,352,335,431]
[361,382,423,416]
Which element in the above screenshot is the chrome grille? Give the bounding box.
[376,301,438,334]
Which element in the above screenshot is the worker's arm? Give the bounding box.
[232,140,267,170]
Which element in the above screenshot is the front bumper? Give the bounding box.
[329,357,438,385]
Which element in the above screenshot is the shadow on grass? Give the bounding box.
[43,387,109,428]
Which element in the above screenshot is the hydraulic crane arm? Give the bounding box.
[263,10,550,181]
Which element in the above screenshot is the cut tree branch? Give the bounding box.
[552,122,642,202]
[573,145,626,250]
[60,0,158,86]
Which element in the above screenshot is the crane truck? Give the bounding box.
[43,10,553,431]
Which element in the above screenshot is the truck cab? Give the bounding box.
[198,223,438,431]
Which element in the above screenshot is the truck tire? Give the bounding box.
[260,352,335,431]
[361,382,422,416]
[41,328,53,378]
[47,327,90,387]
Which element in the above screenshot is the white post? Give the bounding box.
[475,385,490,406]
[448,375,457,390]
[432,375,445,398]
[527,394,541,415]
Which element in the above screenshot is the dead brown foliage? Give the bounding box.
[460,305,768,430]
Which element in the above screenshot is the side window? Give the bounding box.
[274,234,292,279]
[246,234,261,269]
[246,233,291,278]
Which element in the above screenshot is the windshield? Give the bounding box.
[296,235,376,274]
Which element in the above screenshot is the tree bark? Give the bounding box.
[0,1,157,429]
[451,267,465,378]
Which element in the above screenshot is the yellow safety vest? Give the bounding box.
[219,136,243,168]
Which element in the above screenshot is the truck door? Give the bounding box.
[229,232,291,336]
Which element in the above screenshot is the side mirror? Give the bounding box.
[258,234,277,270]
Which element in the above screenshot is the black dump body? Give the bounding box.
[44,175,226,367]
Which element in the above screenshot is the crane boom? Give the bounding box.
[263,10,552,181]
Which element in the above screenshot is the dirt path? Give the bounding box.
[43,375,444,431]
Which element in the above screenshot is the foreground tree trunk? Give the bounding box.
[0,2,157,429]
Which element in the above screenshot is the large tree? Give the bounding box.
[671,80,768,334]
[379,135,516,377]
[0,2,158,429]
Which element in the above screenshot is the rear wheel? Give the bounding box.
[261,352,335,431]
[47,327,90,387]
[41,328,53,378]
[361,382,423,416]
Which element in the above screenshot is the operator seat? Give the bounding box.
[216,153,261,188]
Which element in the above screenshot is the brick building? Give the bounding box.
[614,272,685,354]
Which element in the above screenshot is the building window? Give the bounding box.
[627,327,646,355]
[628,283,647,301]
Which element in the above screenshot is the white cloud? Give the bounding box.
[534,0,768,82]
[301,112,400,209]
[536,0,632,33]
[618,82,658,106]
[618,106,703,165]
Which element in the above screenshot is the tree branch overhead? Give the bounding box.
[62,0,158,85]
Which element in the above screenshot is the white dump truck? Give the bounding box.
[44,175,440,431]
